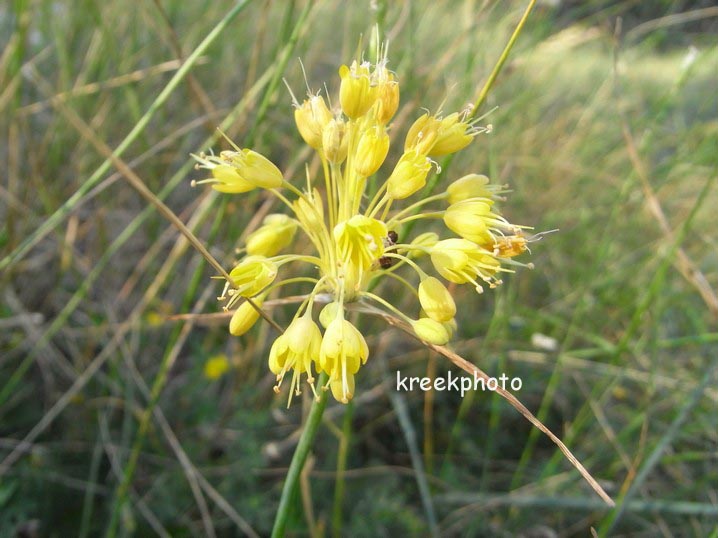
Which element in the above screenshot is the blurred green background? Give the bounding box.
[1,0,717,536]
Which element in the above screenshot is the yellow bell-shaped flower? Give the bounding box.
[429,238,502,291]
[319,317,369,403]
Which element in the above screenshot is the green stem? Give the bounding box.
[416,0,537,224]
[332,400,353,538]
[272,371,329,538]
[471,0,537,114]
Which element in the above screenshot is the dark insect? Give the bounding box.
[378,230,399,269]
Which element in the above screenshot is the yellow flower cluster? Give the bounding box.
[192,48,532,404]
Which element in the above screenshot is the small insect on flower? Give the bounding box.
[192,41,535,404]
[378,230,399,269]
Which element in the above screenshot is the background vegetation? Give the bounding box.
[1,0,716,536]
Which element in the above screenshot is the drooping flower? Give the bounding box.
[319,316,368,403]
[269,313,323,404]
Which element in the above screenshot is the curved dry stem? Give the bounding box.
[361,303,616,507]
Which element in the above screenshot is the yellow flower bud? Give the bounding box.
[293,188,324,237]
[387,150,432,199]
[229,256,277,297]
[322,118,348,164]
[430,112,474,156]
[411,317,450,345]
[444,199,512,245]
[447,174,492,204]
[418,277,456,322]
[246,214,298,257]
[229,298,263,336]
[294,94,332,150]
[355,124,390,177]
[339,61,377,119]
[374,72,399,124]
[404,113,441,154]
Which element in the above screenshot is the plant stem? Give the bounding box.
[332,400,353,538]
[413,0,537,233]
[272,371,329,538]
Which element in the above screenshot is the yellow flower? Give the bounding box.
[447,174,493,204]
[386,150,432,199]
[246,214,298,257]
[196,45,534,405]
[430,112,474,156]
[295,94,333,150]
[223,149,284,189]
[192,149,283,191]
[334,215,387,297]
[319,317,368,403]
[404,113,441,154]
[430,238,503,291]
[334,215,387,271]
[339,61,377,119]
[269,314,322,401]
[443,199,512,245]
[204,354,231,380]
[228,256,277,298]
